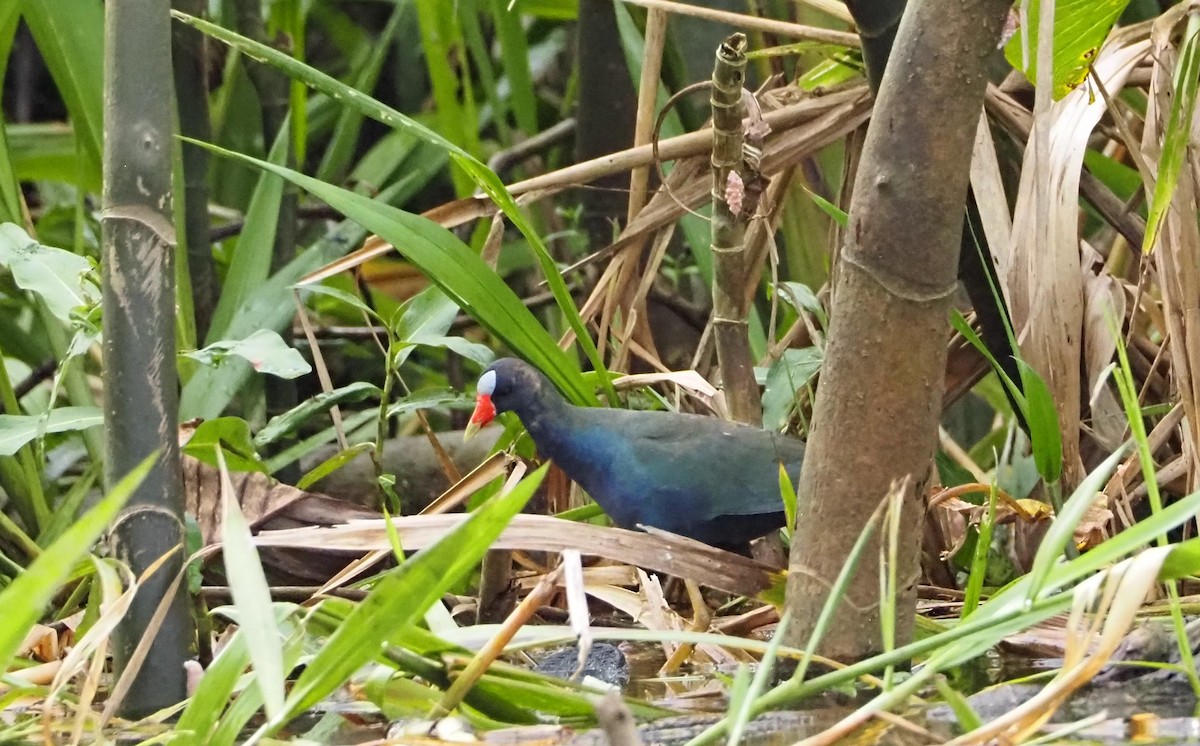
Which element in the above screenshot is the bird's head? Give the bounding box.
[463,358,546,440]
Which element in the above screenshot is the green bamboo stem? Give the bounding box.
[171,0,218,344]
[710,33,762,426]
[103,0,192,716]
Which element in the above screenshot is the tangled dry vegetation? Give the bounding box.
[7,1,1200,742]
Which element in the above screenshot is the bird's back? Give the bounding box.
[539,406,803,547]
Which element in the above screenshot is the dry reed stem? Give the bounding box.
[617,0,861,47]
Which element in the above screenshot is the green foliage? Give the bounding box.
[1144,15,1200,252]
[252,465,546,739]
[0,406,102,457]
[1004,0,1133,99]
[183,329,313,380]
[188,138,592,406]
[5,0,1200,738]
[0,452,151,673]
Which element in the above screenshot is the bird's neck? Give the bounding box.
[514,391,578,448]
[516,395,611,490]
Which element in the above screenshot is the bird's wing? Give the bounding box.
[600,412,803,519]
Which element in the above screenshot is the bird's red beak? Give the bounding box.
[463,392,495,441]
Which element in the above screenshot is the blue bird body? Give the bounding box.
[466,358,804,549]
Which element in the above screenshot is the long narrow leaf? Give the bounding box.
[260,464,547,736]
[1144,16,1200,251]
[18,0,105,176]
[0,407,103,457]
[216,449,286,720]
[186,138,594,406]
[206,131,289,343]
[0,452,153,672]
[171,11,612,404]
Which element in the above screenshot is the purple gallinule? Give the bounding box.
[464,358,804,549]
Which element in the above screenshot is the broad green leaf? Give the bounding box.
[404,334,495,366]
[299,282,381,321]
[261,464,547,736]
[1083,149,1140,202]
[182,417,269,475]
[776,281,828,328]
[761,347,823,432]
[1144,18,1200,252]
[390,286,460,370]
[0,407,103,456]
[5,122,89,189]
[0,223,99,321]
[0,452,151,672]
[186,138,594,406]
[1158,536,1200,581]
[183,329,312,380]
[1004,0,1133,99]
[179,240,339,420]
[0,1,17,87]
[254,380,380,448]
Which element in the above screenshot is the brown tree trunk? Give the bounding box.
[785,0,1011,660]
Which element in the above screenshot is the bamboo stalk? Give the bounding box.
[104,0,192,717]
[710,34,762,426]
[171,0,217,344]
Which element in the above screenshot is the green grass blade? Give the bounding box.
[491,0,538,135]
[172,10,613,404]
[461,0,511,143]
[314,1,413,183]
[414,0,480,196]
[1143,15,1200,252]
[0,115,21,226]
[1023,442,1127,600]
[263,464,547,735]
[18,0,105,176]
[187,138,594,406]
[0,452,153,672]
[1015,359,1063,484]
[215,450,286,720]
[206,130,288,344]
